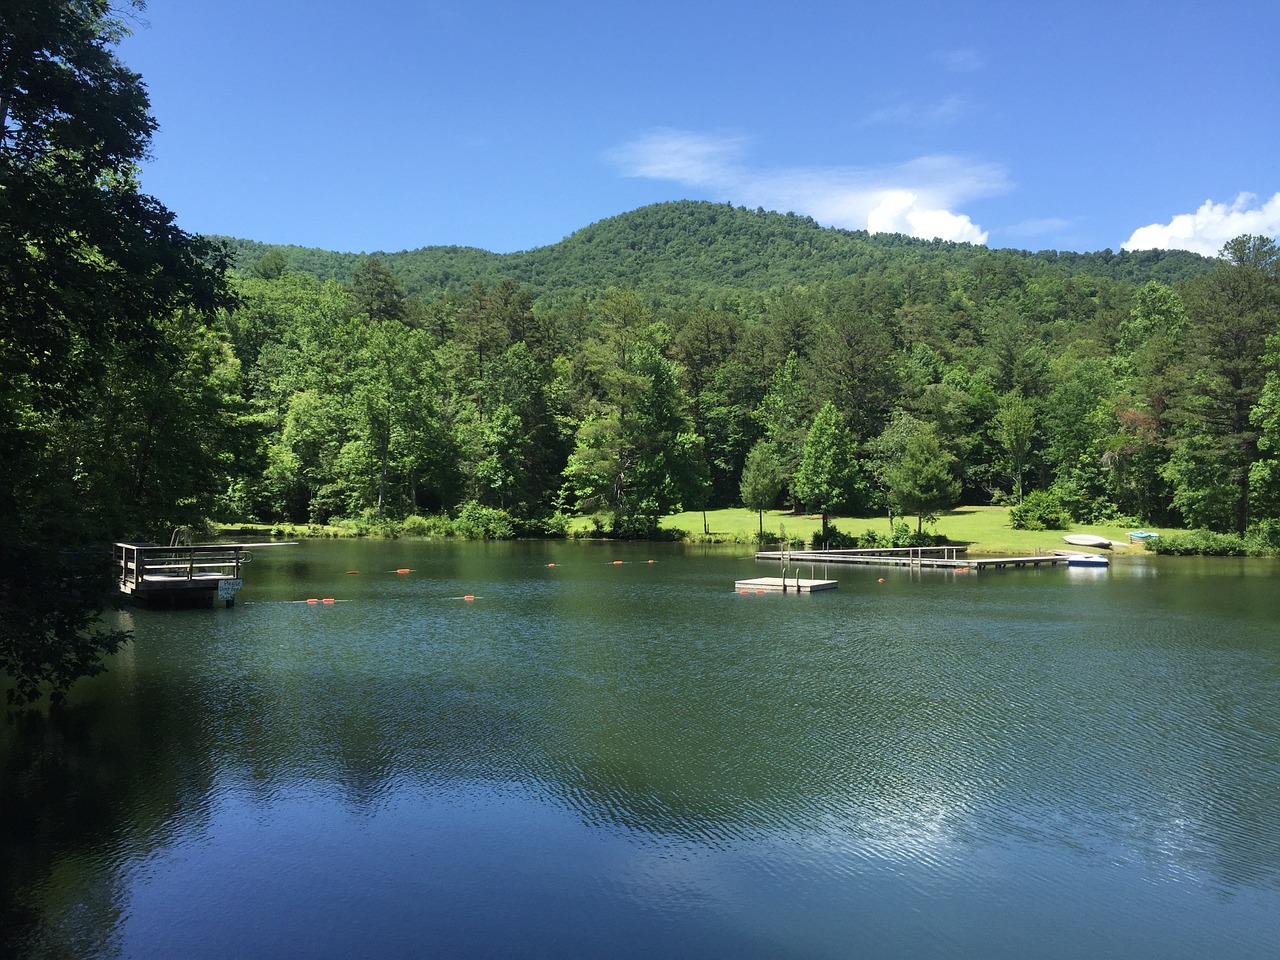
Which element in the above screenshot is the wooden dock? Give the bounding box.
[114,541,294,607]
[754,546,1070,571]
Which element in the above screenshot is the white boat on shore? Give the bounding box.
[1062,534,1113,548]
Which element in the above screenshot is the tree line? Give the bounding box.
[216,233,1280,547]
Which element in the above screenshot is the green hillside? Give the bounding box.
[218,200,1215,301]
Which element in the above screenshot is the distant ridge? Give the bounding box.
[216,200,1216,300]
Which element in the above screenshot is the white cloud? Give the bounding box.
[604,129,747,187]
[1123,192,1280,255]
[609,130,1007,245]
[867,194,989,246]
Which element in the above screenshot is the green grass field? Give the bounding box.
[220,507,1170,556]
[657,506,1168,556]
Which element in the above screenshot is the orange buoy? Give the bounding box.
[755,589,765,594]
[647,559,655,564]
[396,568,411,574]
[306,598,319,604]
[322,598,335,604]
[739,589,750,595]
[611,560,623,565]
[346,570,360,575]
[463,594,475,601]
[877,578,885,583]
[546,562,556,567]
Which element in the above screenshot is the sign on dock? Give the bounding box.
[115,542,293,608]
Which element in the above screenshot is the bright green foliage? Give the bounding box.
[1251,339,1280,518]
[885,424,961,533]
[792,402,862,538]
[562,340,707,537]
[1009,489,1071,530]
[992,390,1037,502]
[739,440,786,535]
[219,201,1216,299]
[755,352,811,504]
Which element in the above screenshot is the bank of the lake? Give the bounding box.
[3,540,1278,959]
[223,505,1169,556]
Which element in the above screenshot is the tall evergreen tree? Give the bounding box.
[1165,236,1280,532]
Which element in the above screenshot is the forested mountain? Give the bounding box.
[220,201,1216,302]
[211,210,1280,549]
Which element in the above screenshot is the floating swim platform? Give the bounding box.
[735,577,838,593]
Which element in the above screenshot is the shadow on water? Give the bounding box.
[0,698,209,959]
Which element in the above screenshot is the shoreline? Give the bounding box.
[217,506,1165,558]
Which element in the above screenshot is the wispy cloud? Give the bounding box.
[939,49,985,73]
[861,94,969,127]
[608,129,1008,245]
[605,129,748,186]
[1123,193,1280,255]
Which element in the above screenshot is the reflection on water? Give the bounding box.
[3,542,1279,959]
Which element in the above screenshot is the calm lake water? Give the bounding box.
[3,540,1278,959]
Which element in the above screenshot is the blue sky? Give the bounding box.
[121,0,1280,256]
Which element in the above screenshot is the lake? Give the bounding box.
[2,540,1278,959]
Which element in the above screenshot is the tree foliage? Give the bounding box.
[885,423,961,533]
[2,0,232,705]
[792,402,862,538]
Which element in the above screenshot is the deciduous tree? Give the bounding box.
[792,402,862,542]
[2,1,232,704]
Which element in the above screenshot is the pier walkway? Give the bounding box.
[754,546,1070,571]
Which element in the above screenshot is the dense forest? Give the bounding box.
[212,207,1279,548]
[218,201,1215,302]
[4,2,1280,703]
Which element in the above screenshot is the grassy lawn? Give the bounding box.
[215,521,352,539]
[221,509,1173,556]
[658,506,1170,556]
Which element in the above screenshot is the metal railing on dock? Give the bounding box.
[114,541,295,606]
[754,545,1069,571]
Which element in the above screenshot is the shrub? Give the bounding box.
[536,512,571,538]
[454,502,517,540]
[902,530,948,547]
[400,514,453,538]
[810,524,857,549]
[1151,530,1249,556]
[858,528,892,549]
[1245,519,1280,551]
[1009,490,1070,530]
